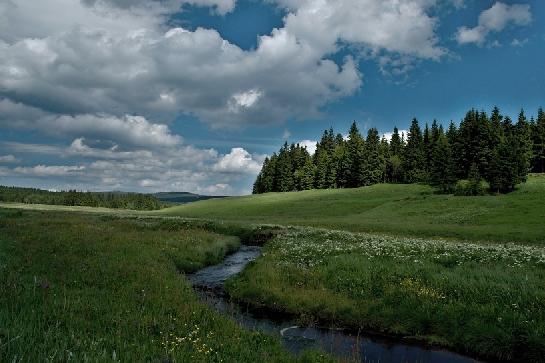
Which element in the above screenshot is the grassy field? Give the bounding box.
[226,227,545,362]
[157,174,545,245]
[0,209,330,363]
[3,176,545,362]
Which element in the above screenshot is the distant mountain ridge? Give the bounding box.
[152,192,226,204]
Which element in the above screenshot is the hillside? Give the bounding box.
[153,192,226,204]
[158,174,545,244]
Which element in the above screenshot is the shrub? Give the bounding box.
[454,179,489,196]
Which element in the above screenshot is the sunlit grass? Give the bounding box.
[158,174,545,245]
[227,227,545,362]
[0,209,331,363]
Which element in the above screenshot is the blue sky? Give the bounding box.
[0,0,543,194]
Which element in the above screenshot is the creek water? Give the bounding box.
[188,245,482,363]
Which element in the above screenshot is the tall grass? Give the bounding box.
[227,227,545,362]
[0,209,331,363]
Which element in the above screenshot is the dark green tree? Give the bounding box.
[532,108,545,173]
[362,128,384,185]
[346,121,365,187]
[430,130,456,192]
[403,118,425,183]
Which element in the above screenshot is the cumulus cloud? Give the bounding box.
[456,2,532,45]
[297,140,317,155]
[0,155,19,163]
[213,147,263,174]
[66,138,153,159]
[276,0,445,60]
[1,139,263,195]
[0,0,454,193]
[0,99,180,149]
[13,165,86,176]
[0,0,449,130]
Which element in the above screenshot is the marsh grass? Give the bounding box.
[0,209,332,363]
[226,228,545,362]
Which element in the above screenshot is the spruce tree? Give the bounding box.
[380,137,391,183]
[299,157,316,190]
[346,121,365,187]
[362,128,384,185]
[276,143,295,192]
[423,123,432,180]
[533,108,545,173]
[430,131,456,192]
[334,140,350,187]
[403,118,425,183]
[387,126,404,182]
[515,109,532,183]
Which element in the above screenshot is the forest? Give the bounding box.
[0,186,163,210]
[253,107,545,195]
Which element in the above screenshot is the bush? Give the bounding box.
[454,179,490,196]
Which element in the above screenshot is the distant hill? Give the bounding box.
[152,192,226,204]
[156,174,545,244]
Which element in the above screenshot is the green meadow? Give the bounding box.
[2,175,545,362]
[0,210,329,363]
[157,174,545,245]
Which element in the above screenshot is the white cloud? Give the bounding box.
[456,2,532,45]
[282,129,291,140]
[228,89,263,113]
[297,139,317,155]
[66,138,153,159]
[1,139,262,195]
[0,99,180,149]
[382,130,408,142]
[274,0,445,59]
[450,0,464,9]
[0,155,19,163]
[44,114,182,148]
[0,0,448,130]
[511,38,528,47]
[14,165,86,176]
[213,147,263,174]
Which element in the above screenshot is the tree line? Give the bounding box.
[0,186,163,210]
[253,107,545,195]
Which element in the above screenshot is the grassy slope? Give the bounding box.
[0,209,330,363]
[226,228,545,362]
[157,174,545,244]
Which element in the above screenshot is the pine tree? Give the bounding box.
[276,143,294,192]
[380,137,390,183]
[361,128,384,185]
[403,118,425,183]
[334,139,350,188]
[423,123,432,180]
[387,126,404,182]
[532,108,545,173]
[430,130,456,192]
[390,127,404,156]
[346,121,365,187]
[514,109,532,183]
[299,157,316,190]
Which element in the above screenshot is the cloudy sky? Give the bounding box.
[0,0,543,195]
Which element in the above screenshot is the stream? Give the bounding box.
[188,245,482,363]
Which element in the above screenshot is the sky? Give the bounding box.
[0,0,544,195]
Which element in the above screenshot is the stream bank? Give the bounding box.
[188,245,482,363]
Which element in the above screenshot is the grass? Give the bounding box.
[0,209,331,363]
[226,227,545,362]
[3,176,545,361]
[157,174,545,245]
